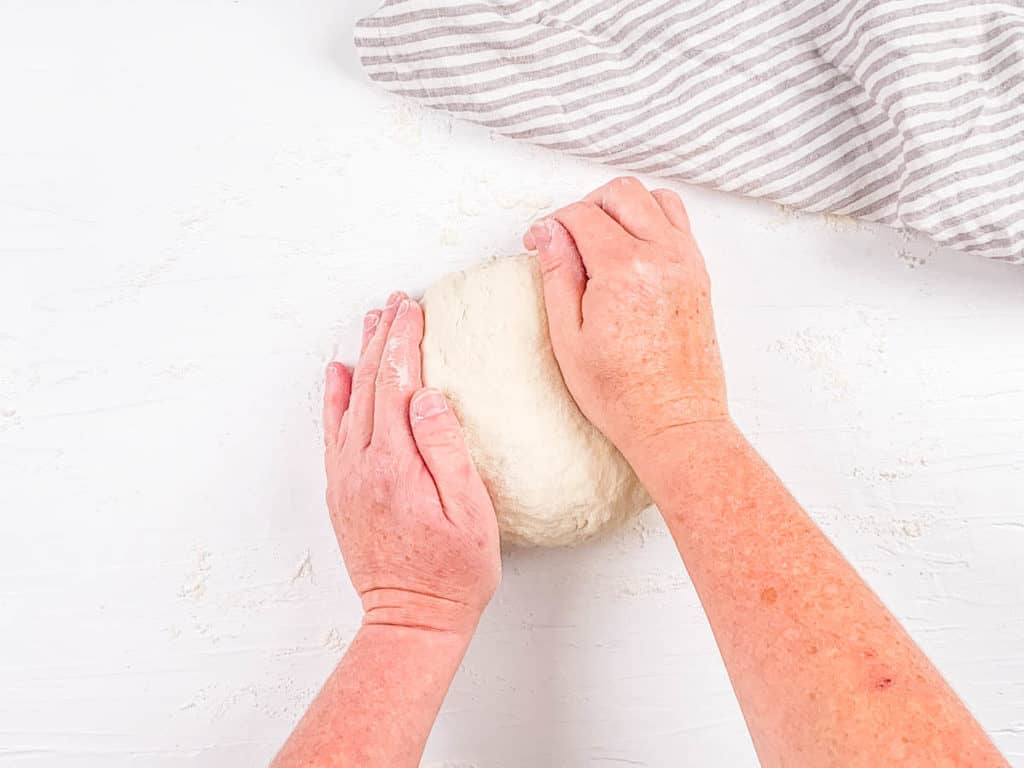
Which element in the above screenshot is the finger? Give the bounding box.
[651,188,692,232]
[523,227,537,251]
[362,310,381,354]
[323,363,353,448]
[373,297,425,444]
[549,200,629,276]
[348,291,406,448]
[584,176,668,240]
[410,388,488,524]
[529,218,585,342]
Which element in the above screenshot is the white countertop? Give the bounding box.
[2,2,1022,765]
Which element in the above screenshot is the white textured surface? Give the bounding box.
[1,2,1022,766]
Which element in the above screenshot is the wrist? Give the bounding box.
[610,384,731,465]
[354,620,476,662]
[624,417,748,502]
[623,416,739,468]
[352,616,477,691]
[360,586,485,641]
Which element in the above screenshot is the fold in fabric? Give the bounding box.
[356,0,1024,263]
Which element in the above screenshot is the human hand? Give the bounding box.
[524,177,728,464]
[322,292,500,636]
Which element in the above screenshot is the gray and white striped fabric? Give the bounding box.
[355,0,1024,263]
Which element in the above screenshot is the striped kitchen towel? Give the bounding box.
[355,0,1024,263]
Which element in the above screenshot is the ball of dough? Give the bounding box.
[420,254,650,547]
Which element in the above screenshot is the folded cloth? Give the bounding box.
[355,0,1024,263]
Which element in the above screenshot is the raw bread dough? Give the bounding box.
[420,254,650,547]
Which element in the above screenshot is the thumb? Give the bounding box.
[530,218,586,346]
[410,388,489,522]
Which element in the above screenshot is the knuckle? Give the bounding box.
[421,425,461,452]
[352,364,377,390]
[563,200,599,219]
[420,429,470,466]
[609,175,644,198]
[538,247,565,274]
[654,187,682,205]
[352,374,376,397]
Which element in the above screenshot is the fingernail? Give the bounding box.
[326,363,338,379]
[395,298,410,318]
[412,389,447,422]
[531,220,551,250]
[386,291,405,308]
[364,311,380,332]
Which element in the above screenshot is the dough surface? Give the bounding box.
[420,254,650,547]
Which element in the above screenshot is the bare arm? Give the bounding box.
[635,422,1003,766]
[273,624,472,767]
[526,177,1007,767]
[274,294,500,767]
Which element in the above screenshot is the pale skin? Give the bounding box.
[273,178,1007,768]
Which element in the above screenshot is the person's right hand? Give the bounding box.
[322,292,500,637]
[524,177,728,464]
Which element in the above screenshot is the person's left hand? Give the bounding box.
[322,292,501,636]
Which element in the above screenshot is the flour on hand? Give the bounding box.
[420,254,650,547]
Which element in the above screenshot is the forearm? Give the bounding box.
[630,422,1005,767]
[272,623,472,768]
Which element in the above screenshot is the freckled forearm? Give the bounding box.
[632,422,1005,767]
[272,624,473,768]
